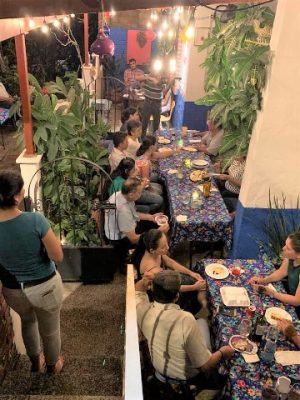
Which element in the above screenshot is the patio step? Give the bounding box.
[0,355,123,398]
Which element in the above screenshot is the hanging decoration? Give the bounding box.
[90,0,115,57]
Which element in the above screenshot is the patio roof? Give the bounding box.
[0,0,269,19]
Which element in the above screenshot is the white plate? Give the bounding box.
[220,286,250,307]
[229,335,258,355]
[265,307,293,325]
[205,263,229,280]
[193,159,208,168]
[157,137,171,144]
[158,147,172,152]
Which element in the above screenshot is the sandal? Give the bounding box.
[47,355,64,374]
[30,352,46,373]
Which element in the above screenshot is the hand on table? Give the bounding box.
[220,345,235,360]
[277,320,298,340]
[192,280,206,291]
[249,275,265,285]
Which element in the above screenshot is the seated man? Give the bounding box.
[104,178,168,268]
[119,106,140,134]
[124,58,144,89]
[109,132,129,173]
[136,270,234,393]
[0,81,14,109]
[194,118,224,157]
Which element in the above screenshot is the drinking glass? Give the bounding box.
[239,318,252,337]
[232,261,242,277]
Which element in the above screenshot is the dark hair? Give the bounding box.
[289,232,300,253]
[111,158,135,180]
[136,135,156,157]
[152,271,181,304]
[121,107,138,124]
[121,177,142,196]
[113,132,128,148]
[127,120,142,135]
[0,170,24,209]
[132,229,163,277]
[129,58,136,64]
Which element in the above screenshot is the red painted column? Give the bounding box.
[14,33,34,156]
[84,13,89,66]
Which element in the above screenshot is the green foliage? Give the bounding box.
[256,192,300,266]
[196,6,274,166]
[12,73,109,246]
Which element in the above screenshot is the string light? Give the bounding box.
[153,59,163,72]
[53,17,61,28]
[161,19,168,31]
[152,12,158,21]
[157,30,163,39]
[70,13,75,18]
[41,19,49,34]
[168,30,174,39]
[28,18,35,28]
[185,25,195,40]
[173,12,180,22]
[110,9,116,17]
[63,16,70,24]
[170,58,176,73]
[146,21,152,29]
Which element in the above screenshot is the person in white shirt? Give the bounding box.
[194,119,223,157]
[125,120,142,160]
[109,132,128,173]
[0,81,14,108]
[135,270,234,392]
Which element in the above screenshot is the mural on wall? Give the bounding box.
[127,30,155,64]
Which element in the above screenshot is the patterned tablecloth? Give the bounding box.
[155,131,232,248]
[198,259,300,400]
[0,107,10,126]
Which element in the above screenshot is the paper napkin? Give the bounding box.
[168,169,178,174]
[242,353,260,363]
[176,215,187,223]
[275,351,300,366]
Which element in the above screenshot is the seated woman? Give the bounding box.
[108,157,163,213]
[249,232,300,315]
[119,107,140,133]
[214,156,246,213]
[132,229,206,314]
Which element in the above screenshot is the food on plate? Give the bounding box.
[212,267,224,276]
[270,313,284,322]
[157,136,171,144]
[231,337,253,352]
[190,170,206,182]
[182,146,197,152]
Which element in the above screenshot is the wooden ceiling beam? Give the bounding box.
[0,0,272,19]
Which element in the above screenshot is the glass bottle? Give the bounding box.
[190,189,202,209]
[251,311,266,343]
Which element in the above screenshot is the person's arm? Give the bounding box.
[151,149,181,160]
[200,346,234,371]
[249,258,289,285]
[162,255,204,281]
[278,320,300,348]
[125,230,141,244]
[216,174,242,188]
[42,228,63,263]
[264,280,300,307]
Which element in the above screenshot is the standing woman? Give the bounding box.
[0,170,64,373]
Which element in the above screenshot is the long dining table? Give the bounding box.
[155,130,233,251]
[198,258,300,399]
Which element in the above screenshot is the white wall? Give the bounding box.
[240,0,300,208]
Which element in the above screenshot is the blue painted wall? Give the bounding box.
[182,102,211,131]
[232,200,300,260]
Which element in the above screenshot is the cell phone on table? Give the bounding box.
[216,305,237,317]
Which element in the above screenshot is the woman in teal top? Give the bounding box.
[0,170,64,373]
[250,232,300,313]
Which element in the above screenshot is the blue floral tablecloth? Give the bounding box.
[0,107,10,126]
[155,131,232,248]
[198,259,300,399]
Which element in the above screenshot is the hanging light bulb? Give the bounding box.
[28,18,35,28]
[161,19,168,31]
[147,21,152,29]
[63,16,70,24]
[185,25,195,40]
[41,19,49,33]
[153,59,163,72]
[157,30,163,39]
[53,18,61,28]
[170,58,176,73]
[152,12,158,21]
[168,30,174,39]
[177,6,184,14]
[110,8,116,17]
[173,12,180,22]
[70,13,75,18]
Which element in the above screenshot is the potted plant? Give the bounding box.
[15,73,116,282]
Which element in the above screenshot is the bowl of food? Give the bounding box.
[229,335,258,354]
[155,215,169,226]
[190,170,206,182]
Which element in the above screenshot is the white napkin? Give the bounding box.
[242,353,260,363]
[176,215,187,223]
[198,184,218,193]
[189,139,201,143]
[275,351,300,366]
[168,169,178,174]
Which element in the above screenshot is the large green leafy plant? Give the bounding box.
[13,73,109,246]
[196,6,274,165]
